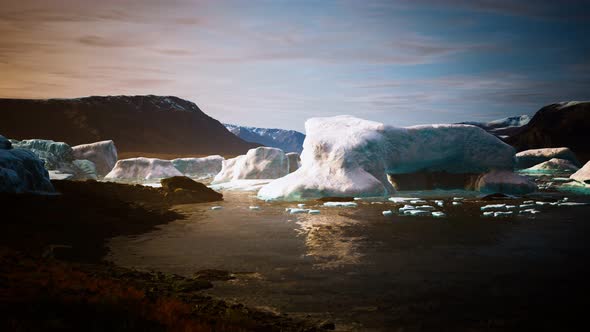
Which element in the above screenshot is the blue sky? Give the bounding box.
[1,0,589,131]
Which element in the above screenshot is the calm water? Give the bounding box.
[107,191,590,331]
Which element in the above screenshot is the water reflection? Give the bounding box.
[294,214,365,269]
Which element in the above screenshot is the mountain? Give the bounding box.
[459,115,531,137]
[0,95,258,157]
[224,124,305,153]
[505,101,590,163]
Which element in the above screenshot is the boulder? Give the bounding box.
[171,155,224,179]
[160,176,223,203]
[515,147,580,169]
[104,157,183,182]
[72,140,118,176]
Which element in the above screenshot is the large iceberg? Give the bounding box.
[1,135,54,193]
[105,157,183,182]
[515,147,580,169]
[258,116,517,201]
[72,140,118,176]
[172,155,224,179]
[212,147,289,183]
[11,139,98,180]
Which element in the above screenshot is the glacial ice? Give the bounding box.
[308,209,321,215]
[249,206,261,210]
[493,211,514,217]
[431,211,446,218]
[211,206,223,210]
[213,147,289,184]
[104,157,183,182]
[287,208,309,214]
[521,158,580,174]
[515,147,580,169]
[72,140,118,176]
[323,202,358,208]
[389,197,420,203]
[286,152,301,173]
[404,209,431,216]
[475,170,537,195]
[209,179,273,192]
[570,160,590,184]
[172,155,224,180]
[520,209,541,215]
[0,142,54,193]
[481,204,507,211]
[452,201,462,206]
[382,210,394,216]
[259,116,518,200]
[434,200,444,207]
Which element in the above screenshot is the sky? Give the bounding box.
[1,0,589,132]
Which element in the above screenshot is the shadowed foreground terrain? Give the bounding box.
[0,181,326,332]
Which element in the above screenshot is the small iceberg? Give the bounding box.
[399,205,416,213]
[452,201,462,206]
[323,202,358,208]
[404,209,431,216]
[249,206,261,210]
[520,209,541,215]
[286,208,309,214]
[434,200,444,207]
[297,203,306,208]
[382,210,394,216]
[432,211,446,218]
[557,202,588,207]
[308,209,321,215]
[481,204,506,211]
[494,211,514,217]
[417,205,436,211]
[410,199,428,205]
[388,197,419,203]
[211,206,223,210]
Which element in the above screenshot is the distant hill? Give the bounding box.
[0,95,258,157]
[505,101,590,163]
[459,115,531,137]
[224,124,305,153]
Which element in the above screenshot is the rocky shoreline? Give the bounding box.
[0,180,330,331]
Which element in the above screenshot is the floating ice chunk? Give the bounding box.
[452,201,462,206]
[404,209,431,216]
[561,197,569,202]
[481,204,506,211]
[288,208,309,214]
[482,211,494,217]
[505,205,517,209]
[308,209,321,215]
[297,203,306,208]
[523,200,534,204]
[535,201,552,206]
[453,197,464,201]
[410,199,428,205]
[213,147,289,183]
[323,202,358,207]
[434,200,444,207]
[417,205,436,211]
[431,211,446,218]
[519,203,535,209]
[399,205,416,213]
[494,211,513,217]
[557,202,588,207]
[382,210,393,216]
[520,209,541,214]
[249,206,261,210]
[353,197,363,201]
[211,206,223,210]
[388,197,419,203]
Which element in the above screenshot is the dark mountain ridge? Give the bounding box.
[0,95,258,157]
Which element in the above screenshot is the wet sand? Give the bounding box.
[108,191,590,331]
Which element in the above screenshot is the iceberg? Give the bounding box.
[1,136,54,193]
[475,170,537,195]
[431,211,446,218]
[105,157,183,182]
[286,152,301,173]
[308,209,321,215]
[213,147,289,184]
[323,201,358,208]
[515,147,580,169]
[382,210,394,216]
[521,158,580,174]
[404,209,431,216]
[259,116,516,201]
[481,204,507,211]
[172,155,224,180]
[570,160,590,184]
[72,140,118,176]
